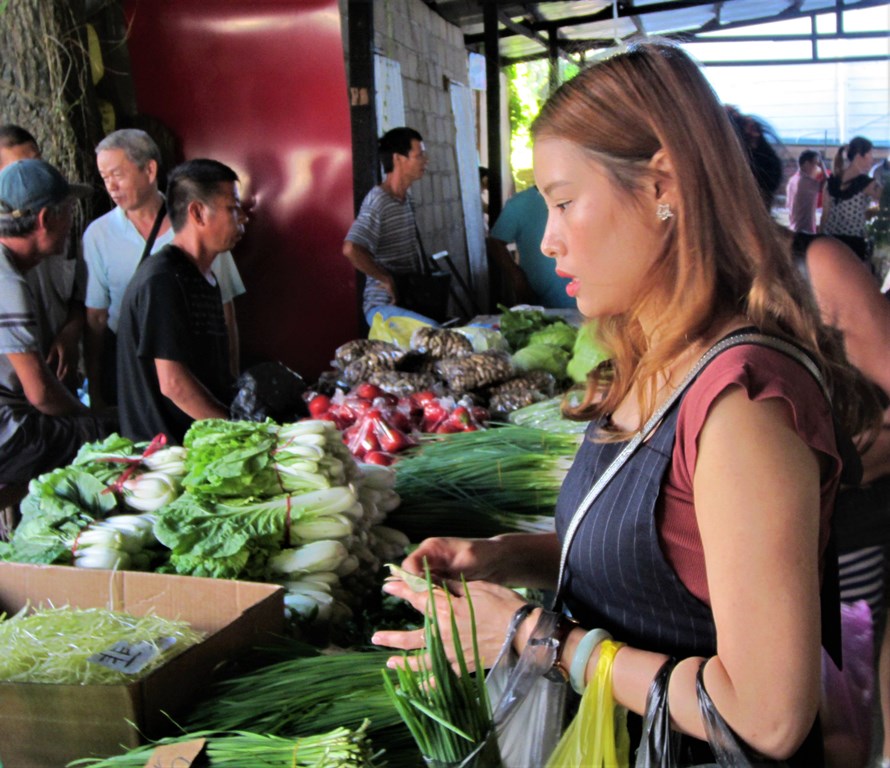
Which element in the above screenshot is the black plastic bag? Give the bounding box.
[696,664,787,768]
[635,659,680,767]
[229,361,308,423]
[635,659,790,768]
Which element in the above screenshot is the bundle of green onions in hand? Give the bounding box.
[382,567,501,768]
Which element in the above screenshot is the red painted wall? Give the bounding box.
[123,0,358,381]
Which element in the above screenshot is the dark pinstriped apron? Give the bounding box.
[553,381,824,765]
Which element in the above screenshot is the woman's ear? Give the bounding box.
[649,148,676,204]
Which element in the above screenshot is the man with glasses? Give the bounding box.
[116,159,248,444]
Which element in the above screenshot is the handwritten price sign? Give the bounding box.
[143,738,206,767]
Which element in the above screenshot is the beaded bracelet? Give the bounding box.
[569,627,612,694]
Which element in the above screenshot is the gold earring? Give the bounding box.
[656,202,673,221]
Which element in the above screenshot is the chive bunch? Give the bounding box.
[68,723,381,767]
[391,425,581,539]
[383,573,501,767]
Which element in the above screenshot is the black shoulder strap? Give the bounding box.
[138,201,167,265]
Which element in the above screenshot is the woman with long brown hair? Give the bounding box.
[374,42,880,764]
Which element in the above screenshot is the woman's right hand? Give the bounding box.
[400,532,561,588]
[400,536,499,583]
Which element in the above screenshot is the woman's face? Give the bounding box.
[853,149,874,173]
[534,136,663,321]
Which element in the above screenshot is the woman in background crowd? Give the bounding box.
[821,137,881,263]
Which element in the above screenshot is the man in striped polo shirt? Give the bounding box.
[0,159,110,484]
[343,126,439,325]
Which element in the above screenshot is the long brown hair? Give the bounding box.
[533,42,878,442]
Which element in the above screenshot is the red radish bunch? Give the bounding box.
[304,384,488,466]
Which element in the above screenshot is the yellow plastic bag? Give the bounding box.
[546,640,630,768]
[367,311,433,349]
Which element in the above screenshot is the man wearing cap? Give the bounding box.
[0,125,87,394]
[0,159,111,484]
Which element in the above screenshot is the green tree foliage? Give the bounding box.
[505,59,579,189]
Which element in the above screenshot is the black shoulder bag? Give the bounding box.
[390,211,452,323]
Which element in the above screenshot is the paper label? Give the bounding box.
[143,738,206,767]
[88,636,176,675]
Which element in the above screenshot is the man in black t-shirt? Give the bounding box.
[116,159,248,443]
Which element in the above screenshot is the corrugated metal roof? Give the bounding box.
[426,0,889,64]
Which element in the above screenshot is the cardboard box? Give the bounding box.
[0,562,285,768]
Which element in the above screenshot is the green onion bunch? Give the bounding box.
[0,605,202,685]
[188,646,403,735]
[383,573,501,767]
[390,425,581,539]
[68,722,381,767]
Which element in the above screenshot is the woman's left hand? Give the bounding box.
[371,578,528,673]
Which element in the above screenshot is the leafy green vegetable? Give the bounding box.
[567,322,609,383]
[1,466,119,564]
[527,321,577,351]
[511,343,571,379]
[153,491,287,579]
[182,418,349,498]
[497,304,562,351]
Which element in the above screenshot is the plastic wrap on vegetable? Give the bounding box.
[434,351,514,393]
[484,372,558,419]
[511,343,571,380]
[367,369,440,398]
[488,390,548,420]
[453,325,510,353]
[333,339,399,369]
[342,348,408,384]
[409,326,474,359]
[496,371,558,398]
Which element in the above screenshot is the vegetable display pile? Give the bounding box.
[187,641,417,766]
[390,424,581,539]
[0,434,185,568]
[0,605,202,684]
[307,382,488,466]
[324,324,571,422]
[1,420,409,633]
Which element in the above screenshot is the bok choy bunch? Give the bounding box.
[156,418,405,629]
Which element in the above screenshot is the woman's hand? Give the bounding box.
[401,532,561,588]
[371,578,528,673]
[400,536,500,582]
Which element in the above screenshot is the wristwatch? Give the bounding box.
[544,613,578,682]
